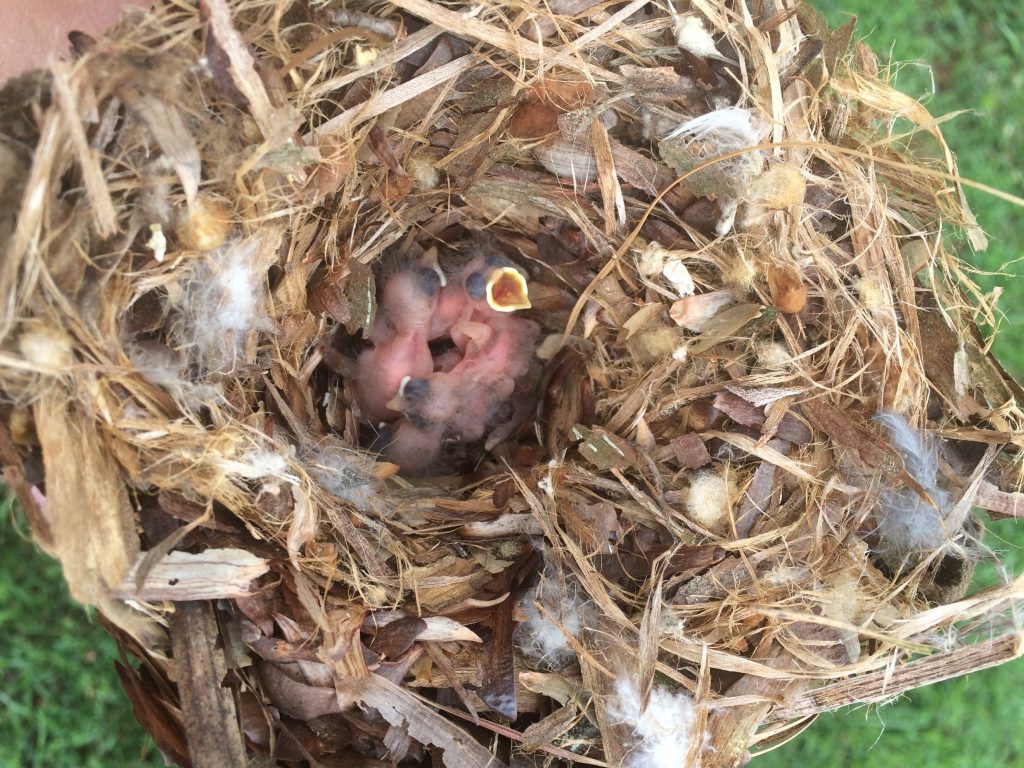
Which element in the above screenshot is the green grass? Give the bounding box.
[0,497,161,767]
[2,2,1024,766]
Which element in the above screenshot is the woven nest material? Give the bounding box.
[2,1,1024,766]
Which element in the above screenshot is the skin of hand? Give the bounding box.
[355,266,441,424]
[2,1,149,83]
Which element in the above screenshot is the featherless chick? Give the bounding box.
[387,313,540,444]
[358,248,539,473]
[376,417,447,475]
[430,254,531,343]
[354,264,442,425]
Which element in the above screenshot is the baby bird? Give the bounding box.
[355,265,442,425]
[372,262,444,341]
[453,312,540,388]
[429,254,532,343]
[379,417,446,474]
[388,313,540,442]
[361,248,539,473]
[388,372,496,443]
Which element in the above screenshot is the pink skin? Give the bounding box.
[371,268,440,340]
[390,314,540,441]
[433,348,463,373]
[391,372,498,443]
[429,280,474,340]
[2,0,149,83]
[381,419,445,474]
[428,255,516,341]
[449,314,493,351]
[360,253,537,469]
[356,332,434,425]
[452,313,540,388]
[355,267,440,424]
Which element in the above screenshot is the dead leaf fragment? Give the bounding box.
[341,676,506,768]
[690,303,764,354]
[571,425,639,471]
[370,617,429,659]
[671,433,713,469]
[345,259,376,335]
[477,597,517,719]
[506,80,594,140]
[117,548,270,601]
[670,289,735,332]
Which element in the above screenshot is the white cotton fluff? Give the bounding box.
[178,234,278,372]
[18,323,73,372]
[754,339,796,371]
[872,411,952,566]
[664,108,765,235]
[215,448,297,482]
[686,470,736,536]
[146,223,167,263]
[672,13,723,60]
[636,241,668,277]
[607,675,699,768]
[515,578,595,670]
[662,258,696,298]
[666,106,759,147]
[305,447,379,511]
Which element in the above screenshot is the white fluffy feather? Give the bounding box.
[177,233,278,372]
[215,448,297,482]
[515,577,595,668]
[666,106,758,146]
[306,447,379,510]
[607,674,699,768]
[664,108,764,235]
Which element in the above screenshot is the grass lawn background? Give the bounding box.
[2,1,1023,765]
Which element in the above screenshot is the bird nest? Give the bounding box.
[2,1,1024,766]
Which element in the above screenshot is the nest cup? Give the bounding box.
[2,1,1024,766]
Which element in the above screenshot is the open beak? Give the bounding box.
[485,267,531,312]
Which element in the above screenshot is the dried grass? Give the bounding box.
[1,0,1023,765]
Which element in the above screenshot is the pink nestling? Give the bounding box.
[378,417,446,474]
[357,247,539,473]
[387,312,540,443]
[354,264,443,425]
[429,254,532,345]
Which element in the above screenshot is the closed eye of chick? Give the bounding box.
[387,373,500,443]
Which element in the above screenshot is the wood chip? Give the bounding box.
[117,548,270,601]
